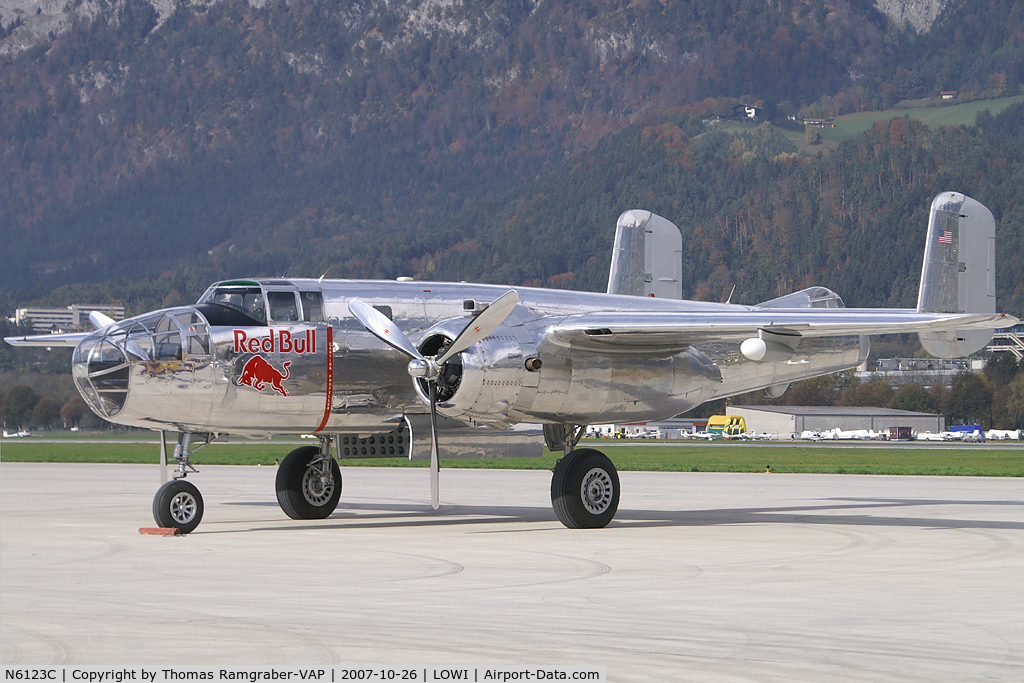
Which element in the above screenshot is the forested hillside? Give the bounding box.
[2,0,1024,316]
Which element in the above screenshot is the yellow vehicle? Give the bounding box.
[706,415,746,437]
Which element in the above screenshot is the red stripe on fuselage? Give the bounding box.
[314,326,334,433]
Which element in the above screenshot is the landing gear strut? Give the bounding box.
[152,432,213,534]
[276,439,342,520]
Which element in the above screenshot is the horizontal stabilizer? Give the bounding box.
[89,311,116,330]
[3,331,90,347]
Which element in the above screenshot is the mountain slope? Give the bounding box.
[0,0,901,289]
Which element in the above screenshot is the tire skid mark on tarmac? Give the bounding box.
[54,536,128,567]
[366,548,467,582]
[2,624,75,665]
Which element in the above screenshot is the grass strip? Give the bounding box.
[2,441,1022,476]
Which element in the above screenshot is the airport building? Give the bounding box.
[987,324,1024,359]
[726,405,945,437]
[15,304,126,333]
[855,357,982,388]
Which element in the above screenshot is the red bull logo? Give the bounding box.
[237,356,291,396]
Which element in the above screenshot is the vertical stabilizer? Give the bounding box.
[606,210,683,299]
[917,192,996,357]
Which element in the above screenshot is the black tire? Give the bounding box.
[550,448,619,529]
[153,479,204,534]
[276,446,342,520]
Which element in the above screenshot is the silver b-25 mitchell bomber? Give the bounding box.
[5,192,1016,533]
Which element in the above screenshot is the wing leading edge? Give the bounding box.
[3,331,91,347]
[549,309,1016,355]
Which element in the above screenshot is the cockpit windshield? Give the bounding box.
[200,285,267,323]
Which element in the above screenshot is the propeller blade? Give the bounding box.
[348,299,423,361]
[436,290,519,365]
[349,292,520,512]
[428,382,440,510]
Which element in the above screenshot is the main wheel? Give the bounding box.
[276,446,342,520]
[550,448,619,529]
[153,479,204,534]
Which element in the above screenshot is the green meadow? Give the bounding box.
[2,439,1022,477]
[721,95,1024,151]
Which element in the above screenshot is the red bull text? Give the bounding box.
[233,329,317,355]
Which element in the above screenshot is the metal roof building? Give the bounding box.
[726,405,944,437]
[14,305,125,333]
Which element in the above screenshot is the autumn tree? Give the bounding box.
[32,397,62,430]
[888,383,939,414]
[839,379,895,407]
[2,385,38,430]
[61,395,88,429]
[1004,374,1024,428]
[984,354,1019,387]
[943,372,993,428]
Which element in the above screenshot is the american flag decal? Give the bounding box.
[938,229,953,245]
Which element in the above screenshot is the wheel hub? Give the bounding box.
[581,467,614,515]
[169,492,197,524]
[302,467,334,506]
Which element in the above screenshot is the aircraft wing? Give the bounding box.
[548,309,1017,351]
[3,331,91,347]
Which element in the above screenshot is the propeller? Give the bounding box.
[347,290,520,509]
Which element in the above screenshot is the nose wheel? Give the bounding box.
[152,479,204,534]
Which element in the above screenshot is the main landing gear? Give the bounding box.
[276,444,342,520]
[546,424,620,529]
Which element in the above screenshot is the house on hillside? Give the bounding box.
[732,104,762,121]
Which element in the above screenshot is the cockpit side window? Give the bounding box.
[202,286,267,323]
[267,291,299,322]
[176,311,210,356]
[299,291,325,322]
[153,314,182,360]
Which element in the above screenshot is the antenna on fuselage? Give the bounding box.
[725,285,736,304]
[318,267,331,283]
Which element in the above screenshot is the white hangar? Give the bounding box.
[726,405,945,437]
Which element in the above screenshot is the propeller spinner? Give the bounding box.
[347,290,520,509]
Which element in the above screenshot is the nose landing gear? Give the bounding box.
[151,432,211,534]
[152,479,204,534]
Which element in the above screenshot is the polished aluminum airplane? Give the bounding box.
[6,192,1015,532]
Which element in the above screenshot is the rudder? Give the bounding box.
[917,192,996,357]
[606,210,683,299]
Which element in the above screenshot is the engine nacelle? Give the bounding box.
[413,318,531,427]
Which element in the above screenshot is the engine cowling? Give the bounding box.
[413,317,531,427]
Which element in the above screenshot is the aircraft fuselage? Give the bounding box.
[70,279,863,437]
